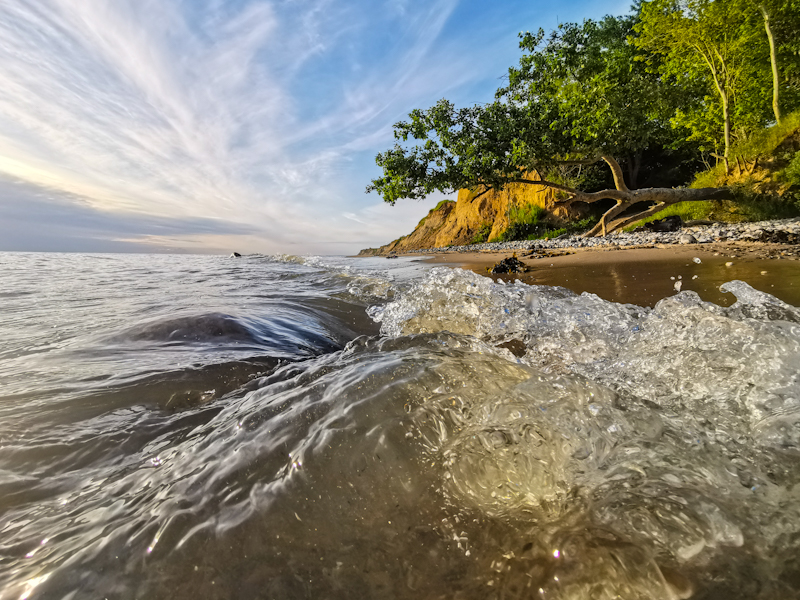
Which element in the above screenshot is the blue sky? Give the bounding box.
[0,0,630,254]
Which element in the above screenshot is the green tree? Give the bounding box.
[635,0,769,171]
[504,16,688,189]
[368,16,731,237]
[748,0,800,123]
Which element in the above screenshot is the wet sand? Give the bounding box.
[416,243,800,307]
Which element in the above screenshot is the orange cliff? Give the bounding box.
[358,173,583,255]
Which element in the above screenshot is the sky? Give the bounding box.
[0,0,630,255]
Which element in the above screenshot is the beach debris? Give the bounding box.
[678,233,697,244]
[674,281,683,292]
[726,261,734,267]
[693,257,702,264]
[489,254,527,274]
[646,215,682,232]
[761,270,768,275]
[692,275,699,279]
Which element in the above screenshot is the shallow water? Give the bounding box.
[520,253,800,307]
[1,252,800,599]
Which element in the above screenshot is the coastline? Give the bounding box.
[408,241,800,307]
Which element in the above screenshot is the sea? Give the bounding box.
[1,251,800,600]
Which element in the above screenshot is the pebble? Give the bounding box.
[405,217,800,256]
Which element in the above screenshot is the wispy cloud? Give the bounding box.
[0,0,625,254]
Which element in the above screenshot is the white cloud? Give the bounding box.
[0,0,626,254]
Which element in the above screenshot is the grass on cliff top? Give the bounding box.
[416,199,455,228]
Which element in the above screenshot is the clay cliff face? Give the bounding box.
[359,173,580,255]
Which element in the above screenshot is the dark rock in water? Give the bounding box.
[679,233,697,244]
[123,313,259,343]
[386,252,399,259]
[645,215,683,232]
[231,252,242,258]
[489,255,527,274]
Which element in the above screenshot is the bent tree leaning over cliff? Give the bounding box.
[366,14,741,237]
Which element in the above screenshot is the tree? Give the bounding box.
[367,101,730,237]
[758,2,782,123]
[503,16,688,189]
[367,17,731,237]
[635,0,768,171]
[747,0,800,123]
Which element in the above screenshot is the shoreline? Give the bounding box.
[407,241,800,307]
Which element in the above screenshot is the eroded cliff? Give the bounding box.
[359,173,579,255]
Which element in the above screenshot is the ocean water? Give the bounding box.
[1,252,800,600]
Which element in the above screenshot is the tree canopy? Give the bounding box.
[367,1,799,237]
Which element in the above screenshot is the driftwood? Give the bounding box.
[513,156,732,237]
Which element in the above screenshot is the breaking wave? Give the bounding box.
[1,255,799,599]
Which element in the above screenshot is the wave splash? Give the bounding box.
[3,265,800,599]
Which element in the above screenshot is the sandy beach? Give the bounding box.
[413,241,800,307]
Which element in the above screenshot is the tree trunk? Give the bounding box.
[702,50,732,173]
[555,186,732,237]
[523,156,732,238]
[759,5,782,124]
[722,91,731,173]
[626,153,642,189]
[630,152,641,190]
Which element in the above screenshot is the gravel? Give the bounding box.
[403,217,800,254]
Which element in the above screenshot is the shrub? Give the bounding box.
[496,204,548,242]
[781,152,800,187]
[470,223,492,244]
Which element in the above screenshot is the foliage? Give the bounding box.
[495,204,549,242]
[366,15,688,205]
[691,109,800,187]
[625,134,800,229]
[734,109,800,157]
[495,210,597,242]
[433,199,455,211]
[367,2,800,238]
[728,184,800,219]
[504,15,686,166]
[782,152,800,186]
[635,0,770,160]
[470,223,493,244]
[626,191,800,234]
[622,202,717,230]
